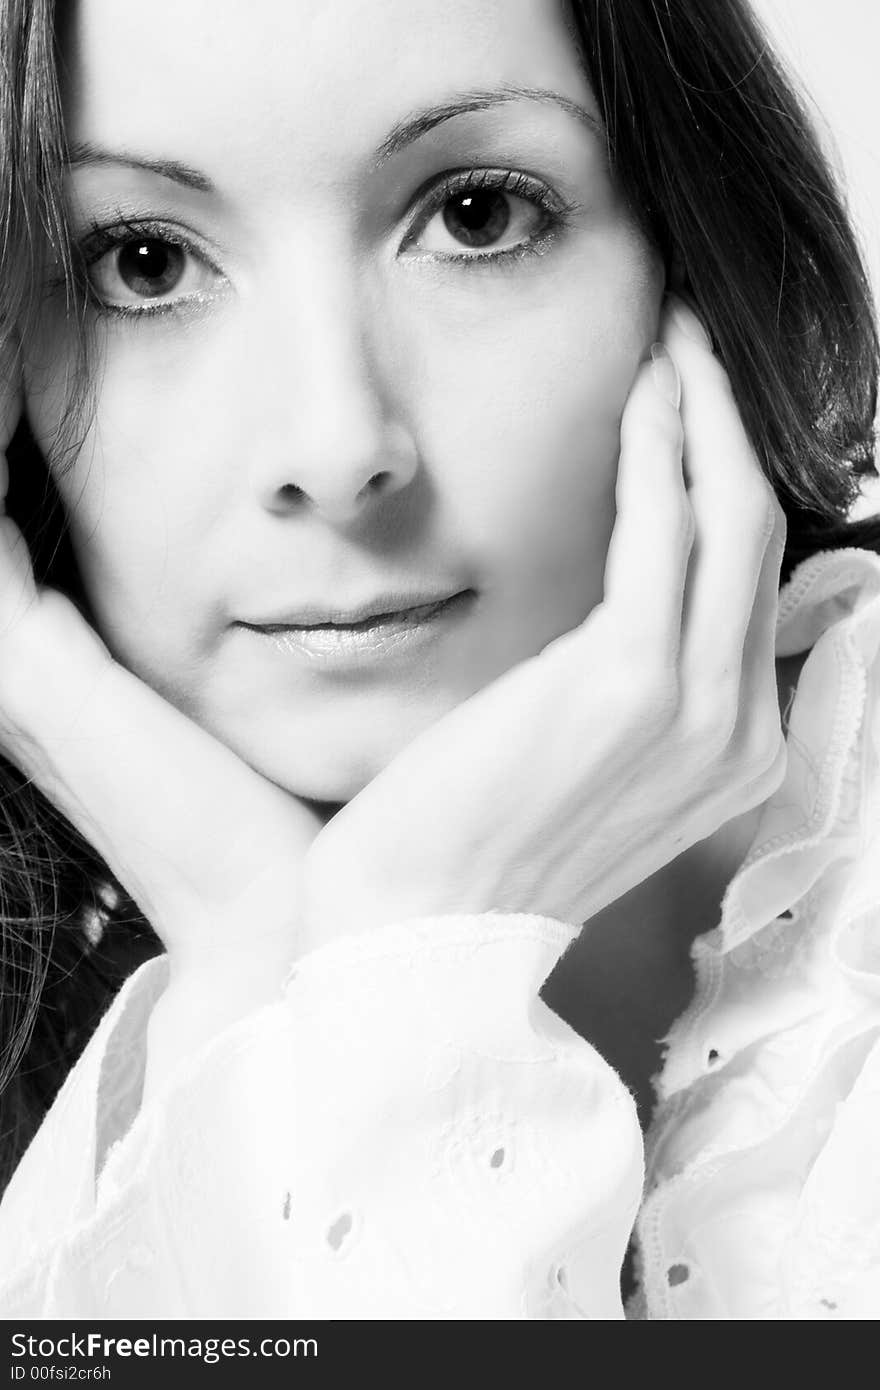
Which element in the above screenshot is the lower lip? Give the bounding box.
[237,590,476,668]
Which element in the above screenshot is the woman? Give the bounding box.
[0,0,878,1318]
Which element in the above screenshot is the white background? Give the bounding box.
[755,0,878,297]
[753,0,879,508]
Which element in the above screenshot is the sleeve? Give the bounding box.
[0,953,170,1314]
[3,913,644,1320]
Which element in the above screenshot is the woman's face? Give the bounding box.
[28,0,663,802]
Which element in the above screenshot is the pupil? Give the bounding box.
[118,239,184,296]
[443,190,510,248]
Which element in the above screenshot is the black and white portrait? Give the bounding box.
[0,0,878,1326]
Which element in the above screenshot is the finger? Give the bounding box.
[601,346,693,666]
[0,583,322,968]
[731,495,787,770]
[662,298,778,693]
[11,618,321,958]
[681,511,788,828]
[0,339,318,976]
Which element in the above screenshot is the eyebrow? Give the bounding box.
[375,84,601,164]
[66,142,215,193]
[64,85,600,192]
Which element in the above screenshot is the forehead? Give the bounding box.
[61,0,591,171]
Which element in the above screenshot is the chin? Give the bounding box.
[269,757,377,805]
[238,734,382,802]
[185,672,473,805]
[205,714,403,805]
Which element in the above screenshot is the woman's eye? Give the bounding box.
[86,235,219,310]
[412,184,552,258]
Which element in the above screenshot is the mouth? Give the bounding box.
[235,589,477,666]
[256,593,468,632]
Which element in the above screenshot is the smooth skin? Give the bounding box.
[4,0,788,1103]
[35,0,663,803]
[0,298,787,1104]
[306,304,787,944]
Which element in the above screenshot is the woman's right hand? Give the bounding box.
[0,346,327,1097]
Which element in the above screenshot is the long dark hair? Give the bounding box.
[1,0,878,1195]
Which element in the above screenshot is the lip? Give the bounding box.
[235,589,476,667]
[240,589,471,629]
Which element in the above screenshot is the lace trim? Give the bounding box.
[654,551,880,1100]
[283,913,580,991]
[636,547,880,1319]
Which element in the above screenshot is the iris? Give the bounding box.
[443,190,511,247]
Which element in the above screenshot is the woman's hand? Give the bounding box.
[301,297,788,947]
[0,346,326,1096]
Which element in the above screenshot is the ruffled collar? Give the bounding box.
[634,545,880,1319]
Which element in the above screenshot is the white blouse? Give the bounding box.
[0,546,878,1320]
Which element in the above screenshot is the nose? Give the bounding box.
[243,262,419,526]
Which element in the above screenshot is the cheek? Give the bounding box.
[24,225,663,679]
[390,231,664,631]
[24,319,225,651]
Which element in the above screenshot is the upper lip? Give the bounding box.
[238,589,471,629]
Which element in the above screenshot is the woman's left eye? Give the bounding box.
[405,173,564,261]
[82,227,222,314]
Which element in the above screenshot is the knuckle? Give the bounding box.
[709,697,784,798]
[740,706,785,778]
[640,665,683,733]
[730,737,787,813]
[685,677,739,759]
[754,734,788,795]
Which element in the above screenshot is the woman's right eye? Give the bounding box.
[82,228,223,316]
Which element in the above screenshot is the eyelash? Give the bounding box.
[403,166,576,265]
[75,216,223,322]
[74,167,575,322]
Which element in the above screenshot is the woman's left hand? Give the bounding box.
[301,299,788,950]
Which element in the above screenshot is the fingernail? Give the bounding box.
[650,343,681,409]
[669,297,713,350]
